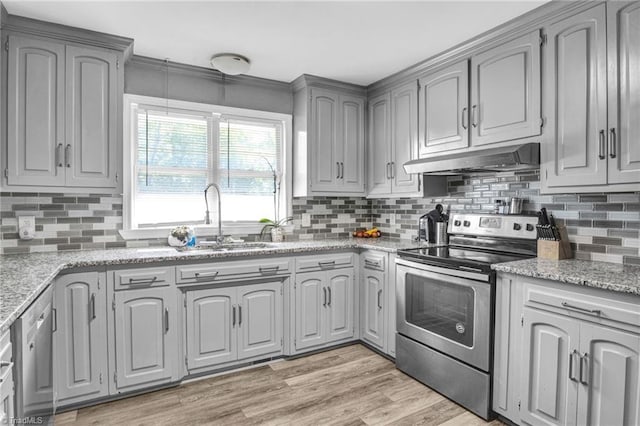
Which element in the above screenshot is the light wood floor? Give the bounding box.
[55,344,504,425]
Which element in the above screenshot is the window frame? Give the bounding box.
[121,94,293,240]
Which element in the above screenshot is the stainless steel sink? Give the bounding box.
[176,242,273,252]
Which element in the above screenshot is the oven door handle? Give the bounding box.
[395,258,490,282]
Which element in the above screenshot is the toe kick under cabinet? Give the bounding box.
[493,273,640,426]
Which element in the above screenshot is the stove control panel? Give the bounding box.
[448,213,538,240]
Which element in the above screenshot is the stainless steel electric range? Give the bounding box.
[395,213,538,420]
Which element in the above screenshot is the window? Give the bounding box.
[123,95,291,237]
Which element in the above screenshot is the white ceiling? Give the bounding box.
[3,1,549,86]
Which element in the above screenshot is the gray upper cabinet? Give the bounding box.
[5,34,121,191]
[542,2,640,192]
[7,35,66,187]
[54,272,108,407]
[470,30,541,146]
[293,77,366,197]
[65,46,118,188]
[607,1,640,185]
[418,60,469,155]
[367,82,421,198]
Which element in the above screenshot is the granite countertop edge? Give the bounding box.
[0,238,417,332]
[492,258,640,297]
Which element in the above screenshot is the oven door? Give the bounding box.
[396,258,492,371]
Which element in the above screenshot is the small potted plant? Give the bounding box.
[259,217,292,242]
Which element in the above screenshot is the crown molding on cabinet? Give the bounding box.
[367,0,593,95]
[3,14,134,59]
[291,74,367,96]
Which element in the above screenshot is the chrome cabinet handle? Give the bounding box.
[323,287,327,307]
[561,302,601,315]
[461,107,468,130]
[377,289,382,309]
[56,143,63,167]
[194,271,218,279]
[569,349,579,382]
[609,128,616,159]
[364,259,379,268]
[340,162,344,179]
[128,277,158,284]
[318,260,335,267]
[579,352,589,385]
[599,130,606,159]
[232,305,236,327]
[471,105,478,128]
[327,287,331,307]
[390,162,395,179]
[65,144,71,167]
[238,305,242,326]
[90,293,96,320]
[164,308,169,333]
[52,308,57,332]
[259,266,279,274]
[336,162,340,179]
[386,162,391,180]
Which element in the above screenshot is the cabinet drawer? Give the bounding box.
[296,253,354,272]
[362,253,386,272]
[176,258,292,285]
[113,267,174,290]
[523,280,640,329]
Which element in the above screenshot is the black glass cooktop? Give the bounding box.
[397,245,534,273]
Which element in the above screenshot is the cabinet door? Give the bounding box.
[386,254,397,357]
[0,366,13,425]
[543,4,608,187]
[237,282,283,360]
[65,46,118,188]
[521,307,579,426]
[185,288,236,371]
[360,268,385,350]
[471,30,541,146]
[294,271,325,350]
[367,93,391,196]
[54,272,108,405]
[577,323,640,426]
[7,35,65,186]
[310,88,339,192]
[391,82,420,195]
[339,95,365,192]
[326,269,354,343]
[607,2,640,185]
[113,288,177,392]
[418,60,469,155]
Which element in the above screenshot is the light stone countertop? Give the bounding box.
[492,258,640,297]
[0,238,420,333]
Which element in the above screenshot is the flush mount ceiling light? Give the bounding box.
[210,53,250,75]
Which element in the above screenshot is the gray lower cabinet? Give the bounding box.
[111,287,178,393]
[185,281,283,373]
[494,273,640,426]
[294,268,354,351]
[5,33,120,191]
[542,2,640,192]
[54,272,108,407]
[0,330,14,423]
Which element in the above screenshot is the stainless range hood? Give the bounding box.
[403,143,540,175]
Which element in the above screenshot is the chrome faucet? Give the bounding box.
[204,183,223,243]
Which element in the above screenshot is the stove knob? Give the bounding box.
[526,223,534,232]
[454,220,461,226]
[463,220,471,227]
[513,223,522,231]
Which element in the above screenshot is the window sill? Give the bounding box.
[119,222,284,241]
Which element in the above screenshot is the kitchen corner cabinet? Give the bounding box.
[293,78,366,196]
[494,273,640,426]
[542,2,640,193]
[185,282,283,373]
[294,255,355,351]
[109,285,179,394]
[367,82,421,198]
[5,33,120,191]
[54,272,108,407]
[418,29,541,156]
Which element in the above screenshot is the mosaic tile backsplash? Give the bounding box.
[1,169,639,265]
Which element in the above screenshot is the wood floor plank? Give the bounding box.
[55,344,502,426]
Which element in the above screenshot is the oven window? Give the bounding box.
[405,273,475,347]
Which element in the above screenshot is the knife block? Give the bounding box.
[537,226,572,260]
